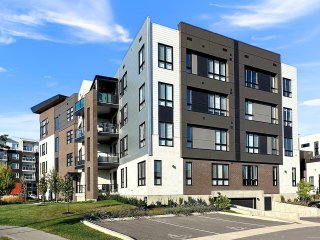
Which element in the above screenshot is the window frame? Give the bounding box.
[185,162,192,186]
[292,167,297,186]
[40,118,48,139]
[283,78,292,97]
[284,138,293,157]
[67,107,74,122]
[158,43,173,70]
[138,161,146,186]
[187,125,192,148]
[208,94,227,116]
[154,160,162,186]
[273,166,278,186]
[66,153,73,167]
[66,130,73,144]
[120,71,127,96]
[242,165,258,186]
[120,135,128,158]
[283,108,292,127]
[207,58,226,81]
[159,82,173,108]
[139,122,146,148]
[245,69,259,89]
[187,88,192,111]
[246,133,259,154]
[214,129,227,151]
[139,83,145,111]
[139,45,145,74]
[212,164,229,186]
[159,122,173,147]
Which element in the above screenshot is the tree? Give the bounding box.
[297,179,313,202]
[20,175,28,202]
[0,134,9,150]
[61,174,74,213]
[48,169,63,202]
[0,163,15,195]
[38,173,48,203]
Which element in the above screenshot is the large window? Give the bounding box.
[121,168,127,188]
[139,122,146,148]
[208,59,226,81]
[284,138,293,157]
[208,94,227,116]
[159,122,173,146]
[154,160,162,185]
[40,119,48,138]
[273,166,278,186]
[138,161,146,186]
[67,130,73,144]
[283,78,292,97]
[215,130,227,151]
[185,162,192,186]
[120,135,128,158]
[283,108,292,127]
[187,126,192,148]
[187,89,192,111]
[158,44,173,70]
[292,167,296,186]
[243,165,258,186]
[119,72,127,96]
[11,163,19,170]
[139,45,145,73]
[120,104,128,128]
[67,107,74,122]
[212,164,229,186]
[245,69,258,89]
[246,133,259,153]
[139,84,145,111]
[67,153,73,167]
[159,82,173,107]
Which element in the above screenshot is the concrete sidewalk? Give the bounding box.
[0,225,67,240]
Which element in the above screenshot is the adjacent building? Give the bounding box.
[31,18,299,209]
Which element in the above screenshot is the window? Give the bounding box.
[154,160,162,185]
[67,107,74,122]
[139,45,145,73]
[301,143,310,148]
[67,130,73,144]
[245,69,258,89]
[87,108,90,131]
[187,89,192,111]
[120,104,128,128]
[208,59,226,81]
[315,141,319,156]
[309,176,314,186]
[15,172,19,179]
[246,133,259,153]
[215,130,227,151]
[159,83,173,107]
[273,166,278,186]
[271,137,278,155]
[271,106,277,124]
[55,117,59,130]
[120,135,128,158]
[119,72,127,96]
[186,52,192,73]
[138,161,146,186]
[67,153,73,166]
[40,118,48,138]
[121,168,125,188]
[139,84,145,111]
[186,162,192,185]
[139,122,146,148]
[271,76,278,93]
[159,122,173,146]
[158,44,173,70]
[11,163,19,170]
[243,165,258,186]
[208,94,227,116]
[283,78,292,97]
[41,143,47,156]
[187,126,192,148]
[284,138,293,157]
[212,164,229,186]
[55,137,59,153]
[245,101,253,120]
[292,167,297,186]
[12,153,19,160]
[283,108,292,127]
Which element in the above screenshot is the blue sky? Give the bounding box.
[0,0,320,139]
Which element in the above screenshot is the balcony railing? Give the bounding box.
[22,166,36,171]
[97,123,119,134]
[97,153,119,164]
[0,154,7,161]
[22,156,36,162]
[76,185,86,194]
[98,184,118,194]
[98,92,118,104]
[23,146,34,152]
[75,98,85,116]
[75,128,85,142]
[76,155,85,167]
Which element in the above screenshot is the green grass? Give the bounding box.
[0,200,135,240]
[0,237,12,240]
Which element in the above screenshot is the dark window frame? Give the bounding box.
[284,137,293,157]
[139,45,145,74]
[120,135,128,158]
[283,78,292,98]
[55,137,59,153]
[154,160,162,186]
[121,168,125,188]
[139,83,145,111]
[283,108,292,127]
[212,164,229,186]
[292,167,297,186]
[55,117,59,130]
[67,153,73,167]
[120,104,128,128]
[158,43,173,70]
[138,161,146,186]
[40,118,48,139]
[67,107,74,122]
[186,162,192,186]
[159,122,173,147]
[187,125,192,148]
[242,165,258,186]
[246,133,259,154]
[119,71,127,97]
[208,93,227,116]
[66,130,73,144]
[207,58,226,81]
[159,82,173,108]
[245,68,259,89]
[139,122,146,148]
[273,166,278,186]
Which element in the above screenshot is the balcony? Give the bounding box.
[97,153,119,170]
[98,184,118,194]
[23,146,34,152]
[75,98,84,116]
[22,166,36,172]
[97,92,118,117]
[0,153,7,161]
[75,155,85,168]
[98,92,118,105]
[75,128,85,143]
[97,123,119,143]
[22,156,36,162]
[24,175,36,181]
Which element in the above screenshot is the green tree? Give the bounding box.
[0,134,9,150]
[297,179,313,202]
[48,169,63,202]
[38,173,48,203]
[61,175,74,213]
[0,163,15,195]
[214,195,231,210]
[20,175,28,202]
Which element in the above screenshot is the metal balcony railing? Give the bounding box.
[76,185,86,194]
[98,184,118,194]
[76,155,85,167]
[22,166,36,171]
[75,128,85,141]
[23,146,34,152]
[97,92,118,104]
[97,154,119,164]
[22,156,36,162]
[75,98,84,112]
[97,123,119,134]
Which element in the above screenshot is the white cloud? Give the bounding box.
[219,0,320,29]
[296,61,320,68]
[0,0,131,44]
[300,99,320,106]
[0,66,7,72]
[251,35,279,41]
[0,113,39,140]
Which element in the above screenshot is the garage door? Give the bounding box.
[230,198,256,209]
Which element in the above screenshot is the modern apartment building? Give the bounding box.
[31,18,299,209]
[0,136,39,195]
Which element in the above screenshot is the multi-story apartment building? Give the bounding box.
[0,136,39,195]
[31,18,299,209]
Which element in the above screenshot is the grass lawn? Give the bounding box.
[0,237,12,240]
[0,200,135,240]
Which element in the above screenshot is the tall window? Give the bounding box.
[215,130,227,151]
[186,162,192,186]
[120,135,128,158]
[67,130,73,144]
[159,83,173,107]
[11,163,19,169]
[154,160,162,185]
[283,108,292,127]
[284,138,293,157]
[158,44,173,70]
[120,104,128,128]
[271,106,277,124]
[139,84,145,111]
[55,137,59,153]
[246,133,259,153]
[292,167,296,186]
[67,153,73,166]
[212,164,229,186]
[245,101,253,120]
[309,176,314,186]
[283,78,292,97]
[120,72,127,96]
[121,168,125,188]
[138,161,146,186]
[208,94,227,116]
[186,52,192,73]
[55,117,59,130]
[159,122,173,146]
[67,107,74,122]
[139,122,146,148]
[273,166,278,186]
[271,76,278,93]
[139,45,145,73]
[245,69,258,89]
[208,59,226,81]
[315,141,319,156]
[187,126,192,148]
[243,165,258,186]
[40,119,48,138]
[187,89,192,111]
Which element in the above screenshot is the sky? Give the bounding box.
[0,0,320,140]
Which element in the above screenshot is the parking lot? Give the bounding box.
[96,213,288,240]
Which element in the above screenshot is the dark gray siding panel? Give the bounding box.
[158,106,173,122]
[284,126,293,138]
[197,55,208,78]
[259,135,268,155]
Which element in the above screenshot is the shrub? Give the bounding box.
[297,180,313,202]
[280,195,286,203]
[197,198,207,206]
[214,195,231,211]
[208,196,215,206]
[98,194,146,208]
[168,199,177,208]
[156,201,162,207]
[165,205,215,216]
[84,209,148,221]
[179,197,183,206]
[1,195,24,204]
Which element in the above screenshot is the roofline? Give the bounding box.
[31,94,68,114]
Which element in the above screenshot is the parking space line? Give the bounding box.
[196,215,266,227]
[147,219,220,235]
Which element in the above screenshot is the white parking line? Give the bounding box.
[196,215,266,227]
[148,219,220,235]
